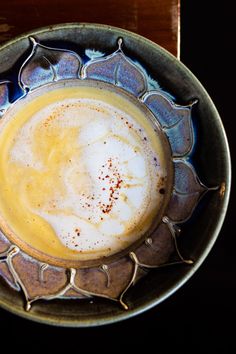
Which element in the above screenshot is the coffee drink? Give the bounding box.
[0,81,171,264]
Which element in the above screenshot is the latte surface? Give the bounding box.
[0,81,171,264]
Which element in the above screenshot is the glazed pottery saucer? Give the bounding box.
[0,23,231,326]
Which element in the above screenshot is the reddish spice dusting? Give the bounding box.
[159,188,165,195]
[97,157,123,214]
[78,157,124,218]
[75,228,81,236]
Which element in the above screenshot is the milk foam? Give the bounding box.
[0,84,169,261]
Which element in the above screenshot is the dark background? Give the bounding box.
[0,1,235,351]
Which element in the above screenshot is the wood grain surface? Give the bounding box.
[0,0,179,57]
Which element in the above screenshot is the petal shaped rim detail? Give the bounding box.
[0,34,219,313]
[18,37,82,92]
[82,37,148,97]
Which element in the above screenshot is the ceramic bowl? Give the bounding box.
[0,23,231,326]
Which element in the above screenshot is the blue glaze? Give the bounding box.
[132,59,175,100]
[185,108,198,161]
[84,50,147,97]
[85,49,105,61]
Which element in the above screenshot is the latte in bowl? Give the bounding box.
[0,24,230,327]
[0,80,172,267]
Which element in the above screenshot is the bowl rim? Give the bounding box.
[0,22,231,327]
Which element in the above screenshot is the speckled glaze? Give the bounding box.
[0,23,231,327]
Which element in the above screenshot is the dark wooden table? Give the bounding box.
[0,0,180,57]
[0,1,235,352]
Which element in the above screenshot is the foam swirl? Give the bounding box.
[0,83,170,262]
